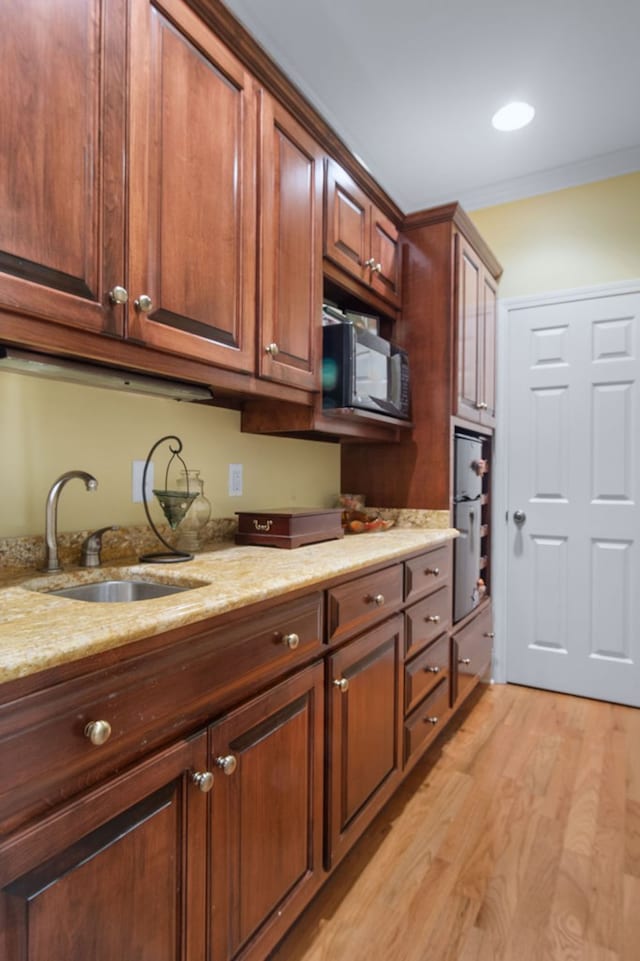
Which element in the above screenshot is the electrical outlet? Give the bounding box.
[132,460,153,503]
[229,463,243,497]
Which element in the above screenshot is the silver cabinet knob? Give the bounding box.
[424,716,439,725]
[282,632,300,650]
[425,567,440,576]
[108,285,128,305]
[264,343,279,356]
[192,771,214,793]
[513,510,527,526]
[425,615,441,624]
[215,754,237,776]
[364,257,376,268]
[134,294,153,313]
[458,657,471,665]
[475,401,488,410]
[372,262,382,273]
[371,593,385,607]
[425,665,440,674]
[333,677,349,693]
[84,720,112,746]
[484,632,495,639]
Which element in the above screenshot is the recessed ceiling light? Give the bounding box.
[491,101,535,132]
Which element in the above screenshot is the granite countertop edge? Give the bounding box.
[0,528,457,686]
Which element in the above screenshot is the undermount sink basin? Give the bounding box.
[48,579,195,603]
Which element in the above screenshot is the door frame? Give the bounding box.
[493,277,640,685]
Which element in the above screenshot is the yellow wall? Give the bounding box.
[469,171,640,299]
[0,371,340,538]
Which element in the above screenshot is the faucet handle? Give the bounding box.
[80,525,119,568]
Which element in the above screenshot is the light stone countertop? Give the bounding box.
[0,528,457,686]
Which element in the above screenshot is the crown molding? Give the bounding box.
[457,145,640,212]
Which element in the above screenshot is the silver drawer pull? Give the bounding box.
[424,716,439,725]
[424,665,440,674]
[84,720,112,746]
[370,593,385,607]
[334,677,349,693]
[484,632,495,639]
[458,657,471,665]
[425,567,440,576]
[282,632,300,650]
[425,615,441,624]
[192,771,214,793]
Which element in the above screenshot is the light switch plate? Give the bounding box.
[132,460,154,503]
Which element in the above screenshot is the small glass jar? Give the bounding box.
[175,469,211,552]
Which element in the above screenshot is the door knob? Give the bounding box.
[108,285,128,305]
[215,755,237,776]
[192,771,214,793]
[513,510,527,525]
[134,294,153,313]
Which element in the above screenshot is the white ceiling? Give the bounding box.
[223,0,640,212]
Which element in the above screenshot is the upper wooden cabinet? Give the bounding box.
[127,0,257,373]
[325,159,401,307]
[456,234,498,427]
[340,203,501,509]
[258,94,324,391]
[0,0,126,338]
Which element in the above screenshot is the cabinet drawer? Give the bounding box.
[404,634,450,715]
[404,584,451,659]
[403,680,450,767]
[326,564,403,644]
[0,592,323,834]
[452,603,493,704]
[404,543,452,604]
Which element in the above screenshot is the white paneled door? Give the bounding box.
[505,285,640,706]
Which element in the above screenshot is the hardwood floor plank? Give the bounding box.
[268,684,639,961]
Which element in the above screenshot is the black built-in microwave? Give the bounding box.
[322,323,410,420]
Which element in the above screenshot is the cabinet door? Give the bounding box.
[127,0,256,372]
[0,0,126,338]
[326,615,403,868]
[209,663,325,961]
[324,159,371,285]
[455,234,483,423]
[0,734,208,961]
[480,271,498,426]
[258,95,323,390]
[369,206,401,306]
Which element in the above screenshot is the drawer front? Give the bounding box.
[404,543,452,604]
[0,592,323,834]
[404,584,451,659]
[403,680,450,767]
[404,633,450,715]
[452,603,493,704]
[327,564,403,644]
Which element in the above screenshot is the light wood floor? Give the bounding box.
[268,683,640,961]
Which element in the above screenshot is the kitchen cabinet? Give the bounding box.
[127,0,257,372]
[451,602,494,706]
[325,159,401,307]
[209,663,325,961]
[0,733,208,961]
[340,203,501,510]
[402,543,453,770]
[258,93,324,391]
[0,0,126,338]
[326,613,403,868]
[456,234,498,427]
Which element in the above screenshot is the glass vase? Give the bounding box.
[175,469,211,552]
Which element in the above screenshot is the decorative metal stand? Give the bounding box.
[139,435,198,563]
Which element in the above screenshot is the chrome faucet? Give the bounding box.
[43,470,98,573]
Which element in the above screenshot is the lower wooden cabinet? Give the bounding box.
[451,602,494,706]
[208,662,325,961]
[0,733,209,961]
[326,614,403,868]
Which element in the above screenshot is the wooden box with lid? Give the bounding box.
[235,507,344,548]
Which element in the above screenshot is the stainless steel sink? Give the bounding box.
[49,579,195,602]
